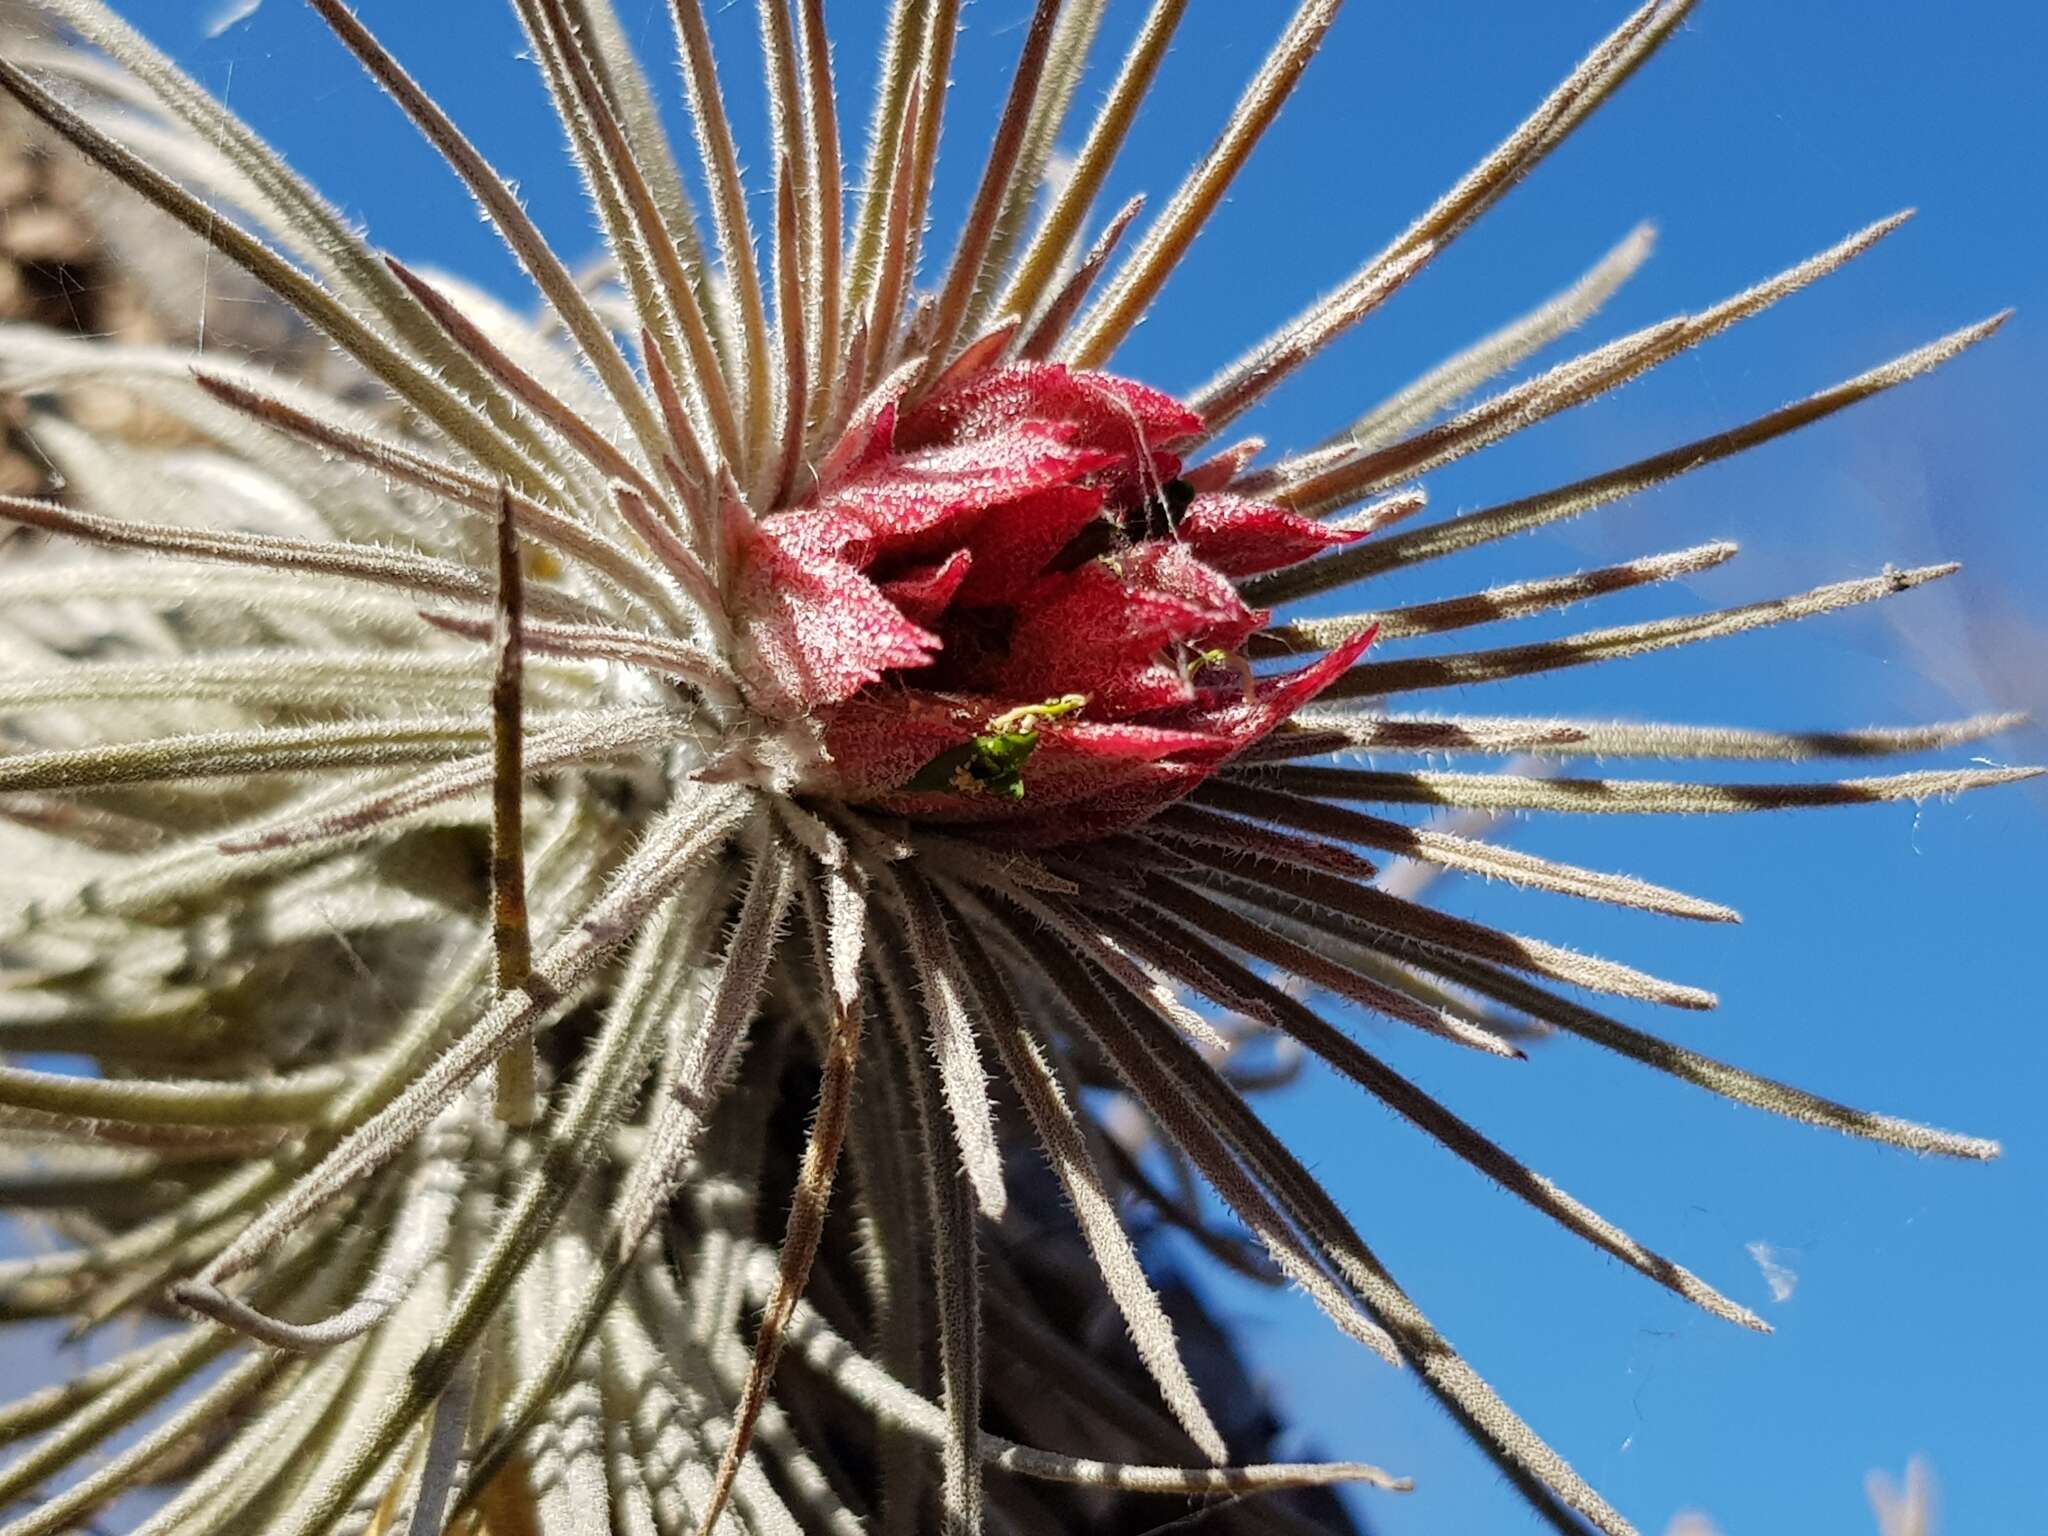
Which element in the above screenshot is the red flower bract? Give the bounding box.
[731,362,1374,842]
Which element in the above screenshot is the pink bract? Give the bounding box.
[730,362,1375,842]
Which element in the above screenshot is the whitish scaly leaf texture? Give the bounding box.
[0,3,2033,1534]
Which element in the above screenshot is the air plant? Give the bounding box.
[0,2,2031,1533]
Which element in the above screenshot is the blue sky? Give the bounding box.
[113,3,2048,1532]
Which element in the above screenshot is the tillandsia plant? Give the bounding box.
[0,2,2033,1534]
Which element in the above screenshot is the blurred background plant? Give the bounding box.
[1667,1455,1939,1536]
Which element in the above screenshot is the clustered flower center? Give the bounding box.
[729,361,1375,842]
